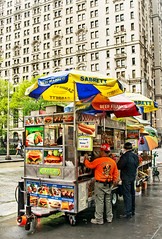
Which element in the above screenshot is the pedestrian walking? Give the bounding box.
[84,143,118,225]
[16,140,22,157]
[117,142,139,218]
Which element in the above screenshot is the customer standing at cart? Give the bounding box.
[84,143,118,225]
[117,142,139,219]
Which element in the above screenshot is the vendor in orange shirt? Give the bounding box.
[84,143,118,225]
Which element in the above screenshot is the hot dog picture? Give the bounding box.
[78,123,95,136]
[44,149,63,165]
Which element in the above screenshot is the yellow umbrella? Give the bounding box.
[26,69,124,101]
[125,92,159,113]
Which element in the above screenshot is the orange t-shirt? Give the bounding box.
[85,157,118,182]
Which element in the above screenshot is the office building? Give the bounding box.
[0,0,161,139]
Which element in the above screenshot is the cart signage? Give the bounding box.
[126,139,138,149]
[26,126,43,146]
[26,181,75,212]
[77,136,93,151]
[39,167,61,176]
[78,122,96,137]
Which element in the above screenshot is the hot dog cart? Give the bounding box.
[16,109,126,230]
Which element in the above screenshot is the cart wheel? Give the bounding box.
[25,221,30,231]
[17,215,27,226]
[111,190,118,207]
[69,215,76,226]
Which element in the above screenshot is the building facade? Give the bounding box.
[152,0,162,135]
[0,0,161,139]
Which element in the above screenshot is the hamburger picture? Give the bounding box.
[30,196,38,206]
[38,198,48,208]
[26,150,42,164]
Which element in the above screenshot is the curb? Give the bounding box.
[0,158,24,163]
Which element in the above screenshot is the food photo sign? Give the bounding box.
[26,126,43,146]
[26,181,75,212]
[78,122,96,137]
[44,148,63,165]
[26,149,43,165]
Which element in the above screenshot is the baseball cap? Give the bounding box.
[100,143,110,151]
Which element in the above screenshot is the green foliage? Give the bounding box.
[0,75,67,139]
[0,79,13,133]
[11,75,66,119]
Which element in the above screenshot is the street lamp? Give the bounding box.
[5,71,11,160]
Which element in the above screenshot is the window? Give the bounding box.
[121,36,124,43]
[91,63,99,71]
[121,48,125,53]
[106,28,110,36]
[91,52,99,60]
[121,25,124,32]
[120,14,124,21]
[132,46,135,53]
[120,3,124,10]
[116,37,120,44]
[131,23,134,30]
[132,57,135,65]
[121,71,125,78]
[107,62,110,69]
[115,4,119,11]
[107,50,110,57]
[121,59,125,67]
[130,12,134,19]
[106,17,109,25]
[116,48,120,54]
[131,34,135,41]
[116,26,120,32]
[115,15,119,22]
[130,0,133,8]
[78,55,85,63]
[132,70,136,78]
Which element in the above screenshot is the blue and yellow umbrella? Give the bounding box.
[125,92,158,113]
[26,69,124,101]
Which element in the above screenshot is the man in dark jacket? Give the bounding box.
[117,142,139,218]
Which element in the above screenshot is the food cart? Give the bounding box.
[16,108,126,230]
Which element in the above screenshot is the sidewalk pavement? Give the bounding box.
[0,155,24,163]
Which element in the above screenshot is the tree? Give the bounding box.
[0,78,13,137]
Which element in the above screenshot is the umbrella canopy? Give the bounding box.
[26,69,124,101]
[144,125,158,137]
[138,135,158,151]
[75,93,141,118]
[125,92,159,113]
[140,129,149,135]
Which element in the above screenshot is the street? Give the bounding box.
[0,148,162,239]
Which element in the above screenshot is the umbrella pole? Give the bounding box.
[103,111,105,132]
[73,82,78,180]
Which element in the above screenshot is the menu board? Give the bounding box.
[77,136,93,151]
[27,181,75,212]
